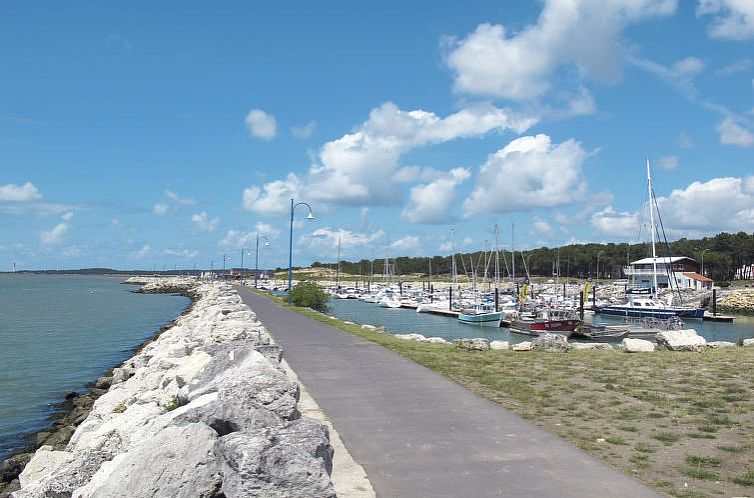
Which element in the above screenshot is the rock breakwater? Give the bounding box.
[718,288,754,314]
[8,278,336,498]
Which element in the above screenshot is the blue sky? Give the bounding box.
[1,0,753,271]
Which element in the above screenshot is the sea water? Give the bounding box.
[328,298,754,344]
[0,274,190,461]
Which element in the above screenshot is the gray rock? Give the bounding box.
[12,451,112,498]
[512,341,532,351]
[570,343,614,350]
[81,423,221,498]
[707,341,736,348]
[216,418,335,498]
[656,329,706,352]
[453,338,491,351]
[2,453,32,483]
[621,338,655,353]
[110,367,134,385]
[489,340,510,350]
[743,338,754,347]
[531,333,569,352]
[173,398,284,436]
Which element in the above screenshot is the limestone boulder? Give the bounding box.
[743,338,754,347]
[394,333,427,342]
[216,418,335,498]
[453,338,491,351]
[17,448,74,488]
[570,343,614,350]
[12,451,112,498]
[656,329,707,352]
[707,341,736,348]
[621,338,655,353]
[531,333,569,352]
[512,341,532,351]
[489,340,510,350]
[73,423,222,498]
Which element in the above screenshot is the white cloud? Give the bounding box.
[591,206,639,237]
[657,176,754,233]
[40,212,73,246]
[308,102,534,206]
[308,227,385,249]
[191,211,220,232]
[530,218,553,237]
[463,134,588,216]
[153,190,196,215]
[391,235,421,253]
[292,121,317,139]
[444,0,677,101]
[717,117,754,146]
[593,176,754,237]
[130,244,151,259]
[0,181,42,201]
[153,203,170,215]
[627,55,705,99]
[110,218,123,229]
[245,108,277,140]
[678,131,694,148]
[242,173,302,215]
[219,222,280,250]
[392,166,445,183]
[401,167,471,224]
[697,0,754,40]
[657,155,679,170]
[717,57,752,75]
[243,101,535,211]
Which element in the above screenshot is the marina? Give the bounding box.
[327,294,754,345]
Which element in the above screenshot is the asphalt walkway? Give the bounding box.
[236,288,661,498]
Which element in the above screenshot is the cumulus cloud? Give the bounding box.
[593,176,754,237]
[242,173,302,215]
[717,117,754,146]
[292,121,317,139]
[463,134,588,216]
[697,0,754,40]
[219,222,280,250]
[717,57,752,75]
[153,203,170,215]
[391,235,421,253]
[242,101,535,213]
[191,211,220,232]
[164,248,199,260]
[401,167,471,224]
[245,108,277,140]
[0,181,42,201]
[40,212,73,246]
[308,227,385,249]
[591,206,640,237]
[444,0,677,101]
[530,217,553,237]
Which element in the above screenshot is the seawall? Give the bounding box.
[6,277,336,497]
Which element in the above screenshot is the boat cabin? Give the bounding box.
[623,256,713,291]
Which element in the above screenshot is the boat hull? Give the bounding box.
[509,318,580,337]
[596,306,704,319]
[458,312,502,327]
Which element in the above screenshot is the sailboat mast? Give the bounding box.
[336,235,341,289]
[647,159,659,296]
[494,224,500,290]
[451,227,457,286]
[511,222,516,283]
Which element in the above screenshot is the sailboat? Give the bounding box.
[458,237,502,327]
[596,160,705,319]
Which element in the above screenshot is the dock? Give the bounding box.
[703,312,734,322]
[422,308,460,317]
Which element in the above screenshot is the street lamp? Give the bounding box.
[255,234,270,289]
[701,248,710,276]
[288,198,315,302]
[596,250,604,280]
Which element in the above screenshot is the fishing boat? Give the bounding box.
[509,308,582,337]
[458,302,502,327]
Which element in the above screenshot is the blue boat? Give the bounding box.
[458,303,502,327]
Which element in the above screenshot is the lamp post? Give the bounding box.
[701,248,709,276]
[288,198,315,302]
[596,250,604,280]
[255,234,270,289]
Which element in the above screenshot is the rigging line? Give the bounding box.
[651,184,684,305]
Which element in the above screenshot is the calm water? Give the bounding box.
[0,274,190,461]
[328,298,754,344]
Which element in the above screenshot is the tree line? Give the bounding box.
[309,231,754,282]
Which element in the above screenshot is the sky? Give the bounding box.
[1,0,753,272]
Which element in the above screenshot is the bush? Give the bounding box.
[289,281,329,312]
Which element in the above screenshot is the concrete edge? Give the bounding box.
[280,358,375,498]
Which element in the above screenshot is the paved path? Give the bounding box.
[237,288,661,498]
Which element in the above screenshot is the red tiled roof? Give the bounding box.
[683,272,713,282]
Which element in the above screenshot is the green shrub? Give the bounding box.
[289,281,329,312]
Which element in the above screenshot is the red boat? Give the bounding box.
[509,309,582,337]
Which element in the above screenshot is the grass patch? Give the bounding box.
[731,470,754,486]
[251,287,754,498]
